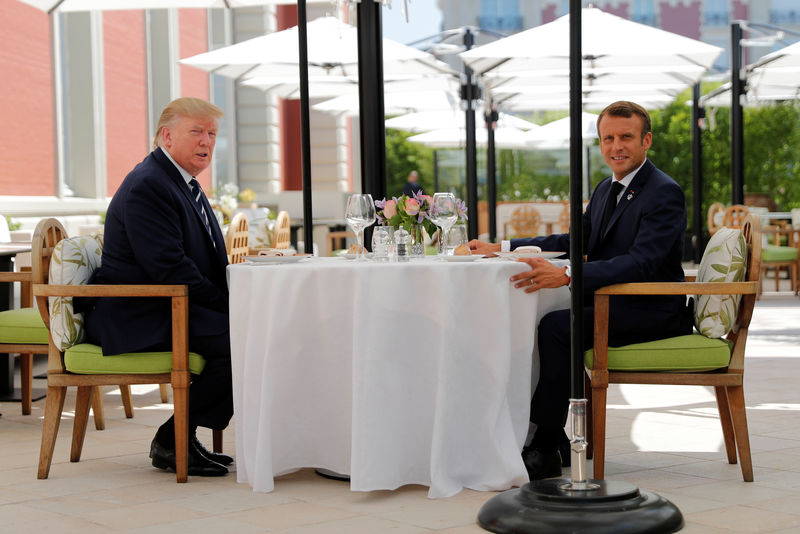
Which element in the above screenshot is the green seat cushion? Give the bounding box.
[0,308,49,344]
[584,334,732,372]
[65,343,206,375]
[762,245,798,262]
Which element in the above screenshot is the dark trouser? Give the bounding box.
[531,305,692,431]
[186,331,233,431]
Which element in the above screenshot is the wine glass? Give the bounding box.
[345,194,376,261]
[431,193,458,257]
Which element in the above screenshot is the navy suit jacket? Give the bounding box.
[87,148,229,355]
[513,159,687,321]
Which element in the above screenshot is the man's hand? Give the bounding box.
[468,239,501,256]
[509,257,569,293]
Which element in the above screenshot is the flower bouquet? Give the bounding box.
[209,184,257,225]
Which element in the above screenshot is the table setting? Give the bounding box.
[227,193,572,498]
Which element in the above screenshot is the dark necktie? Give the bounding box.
[599,180,624,236]
[189,178,214,244]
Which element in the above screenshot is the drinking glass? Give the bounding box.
[345,194,376,261]
[447,224,469,255]
[431,193,458,257]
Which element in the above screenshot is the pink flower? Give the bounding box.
[383,199,397,219]
[405,198,420,216]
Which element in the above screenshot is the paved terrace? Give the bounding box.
[1,289,799,533]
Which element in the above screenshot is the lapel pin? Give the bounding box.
[627,190,634,201]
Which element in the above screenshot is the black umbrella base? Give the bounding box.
[478,478,683,534]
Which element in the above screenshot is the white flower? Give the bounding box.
[220,195,238,215]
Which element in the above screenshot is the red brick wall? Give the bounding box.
[596,1,629,19]
[541,4,557,24]
[178,9,211,187]
[104,11,148,195]
[0,0,55,196]
[659,1,702,39]
[278,5,303,191]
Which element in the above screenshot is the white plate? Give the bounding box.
[342,253,374,260]
[245,255,310,264]
[442,254,485,262]
[495,251,566,260]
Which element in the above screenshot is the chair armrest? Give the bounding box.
[595,281,758,296]
[0,271,32,283]
[33,284,188,298]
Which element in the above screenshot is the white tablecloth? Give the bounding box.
[228,257,570,498]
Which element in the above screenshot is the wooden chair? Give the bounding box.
[586,214,761,482]
[225,212,249,265]
[721,204,750,229]
[32,218,223,482]
[0,225,126,424]
[707,202,725,235]
[274,211,291,249]
[759,226,798,296]
[327,230,354,256]
[557,203,570,233]
[508,205,541,238]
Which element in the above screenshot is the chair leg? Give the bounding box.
[726,385,754,482]
[119,385,134,418]
[584,373,593,460]
[714,386,737,464]
[91,386,105,430]
[159,383,169,403]
[775,265,780,292]
[71,386,93,462]
[591,384,608,480]
[213,429,223,454]
[38,386,67,479]
[20,353,33,415]
[173,386,189,483]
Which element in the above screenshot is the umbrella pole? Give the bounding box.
[463,28,479,240]
[486,106,498,242]
[357,0,387,250]
[297,0,314,252]
[731,22,745,206]
[477,4,683,531]
[692,83,705,264]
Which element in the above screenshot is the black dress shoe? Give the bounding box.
[150,438,228,477]
[191,435,234,466]
[521,446,563,481]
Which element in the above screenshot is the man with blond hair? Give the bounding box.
[85,97,233,476]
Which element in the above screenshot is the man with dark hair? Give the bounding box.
[470,101,692,480]
[86,97,233,477]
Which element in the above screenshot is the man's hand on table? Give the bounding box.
[510,257,569,294]
[468,239,501,257]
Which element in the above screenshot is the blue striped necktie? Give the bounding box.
[189,178,214,245]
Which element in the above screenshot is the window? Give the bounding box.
[704,0,728,27]
[479,0,522,32]
[632,0,656,26]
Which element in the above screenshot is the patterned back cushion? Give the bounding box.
[694,227,747,338]
[49,235,103,351]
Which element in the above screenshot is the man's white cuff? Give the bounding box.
[501,240,511,252]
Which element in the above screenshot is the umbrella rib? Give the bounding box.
[675,54,708,70]
[475,57,512,76]
[47,0,66,14]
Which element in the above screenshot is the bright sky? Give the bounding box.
[381,0,443,46]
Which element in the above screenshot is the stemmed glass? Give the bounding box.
[431,193,458,258]
[345,194,376,261]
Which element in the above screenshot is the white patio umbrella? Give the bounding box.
[181,15,454,80]
[241,73,458,100]
[386,109,538,133]
[525,112,598,150]
[406,125,532,150]
[314,89,461,116]
[460,7,722,81]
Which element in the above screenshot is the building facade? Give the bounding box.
[0,1,353,231]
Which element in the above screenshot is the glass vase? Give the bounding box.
[409,223,425,258]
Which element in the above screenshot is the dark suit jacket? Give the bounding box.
[402,182,423,197]
[512,159,688,326]
[86,148,229,355]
